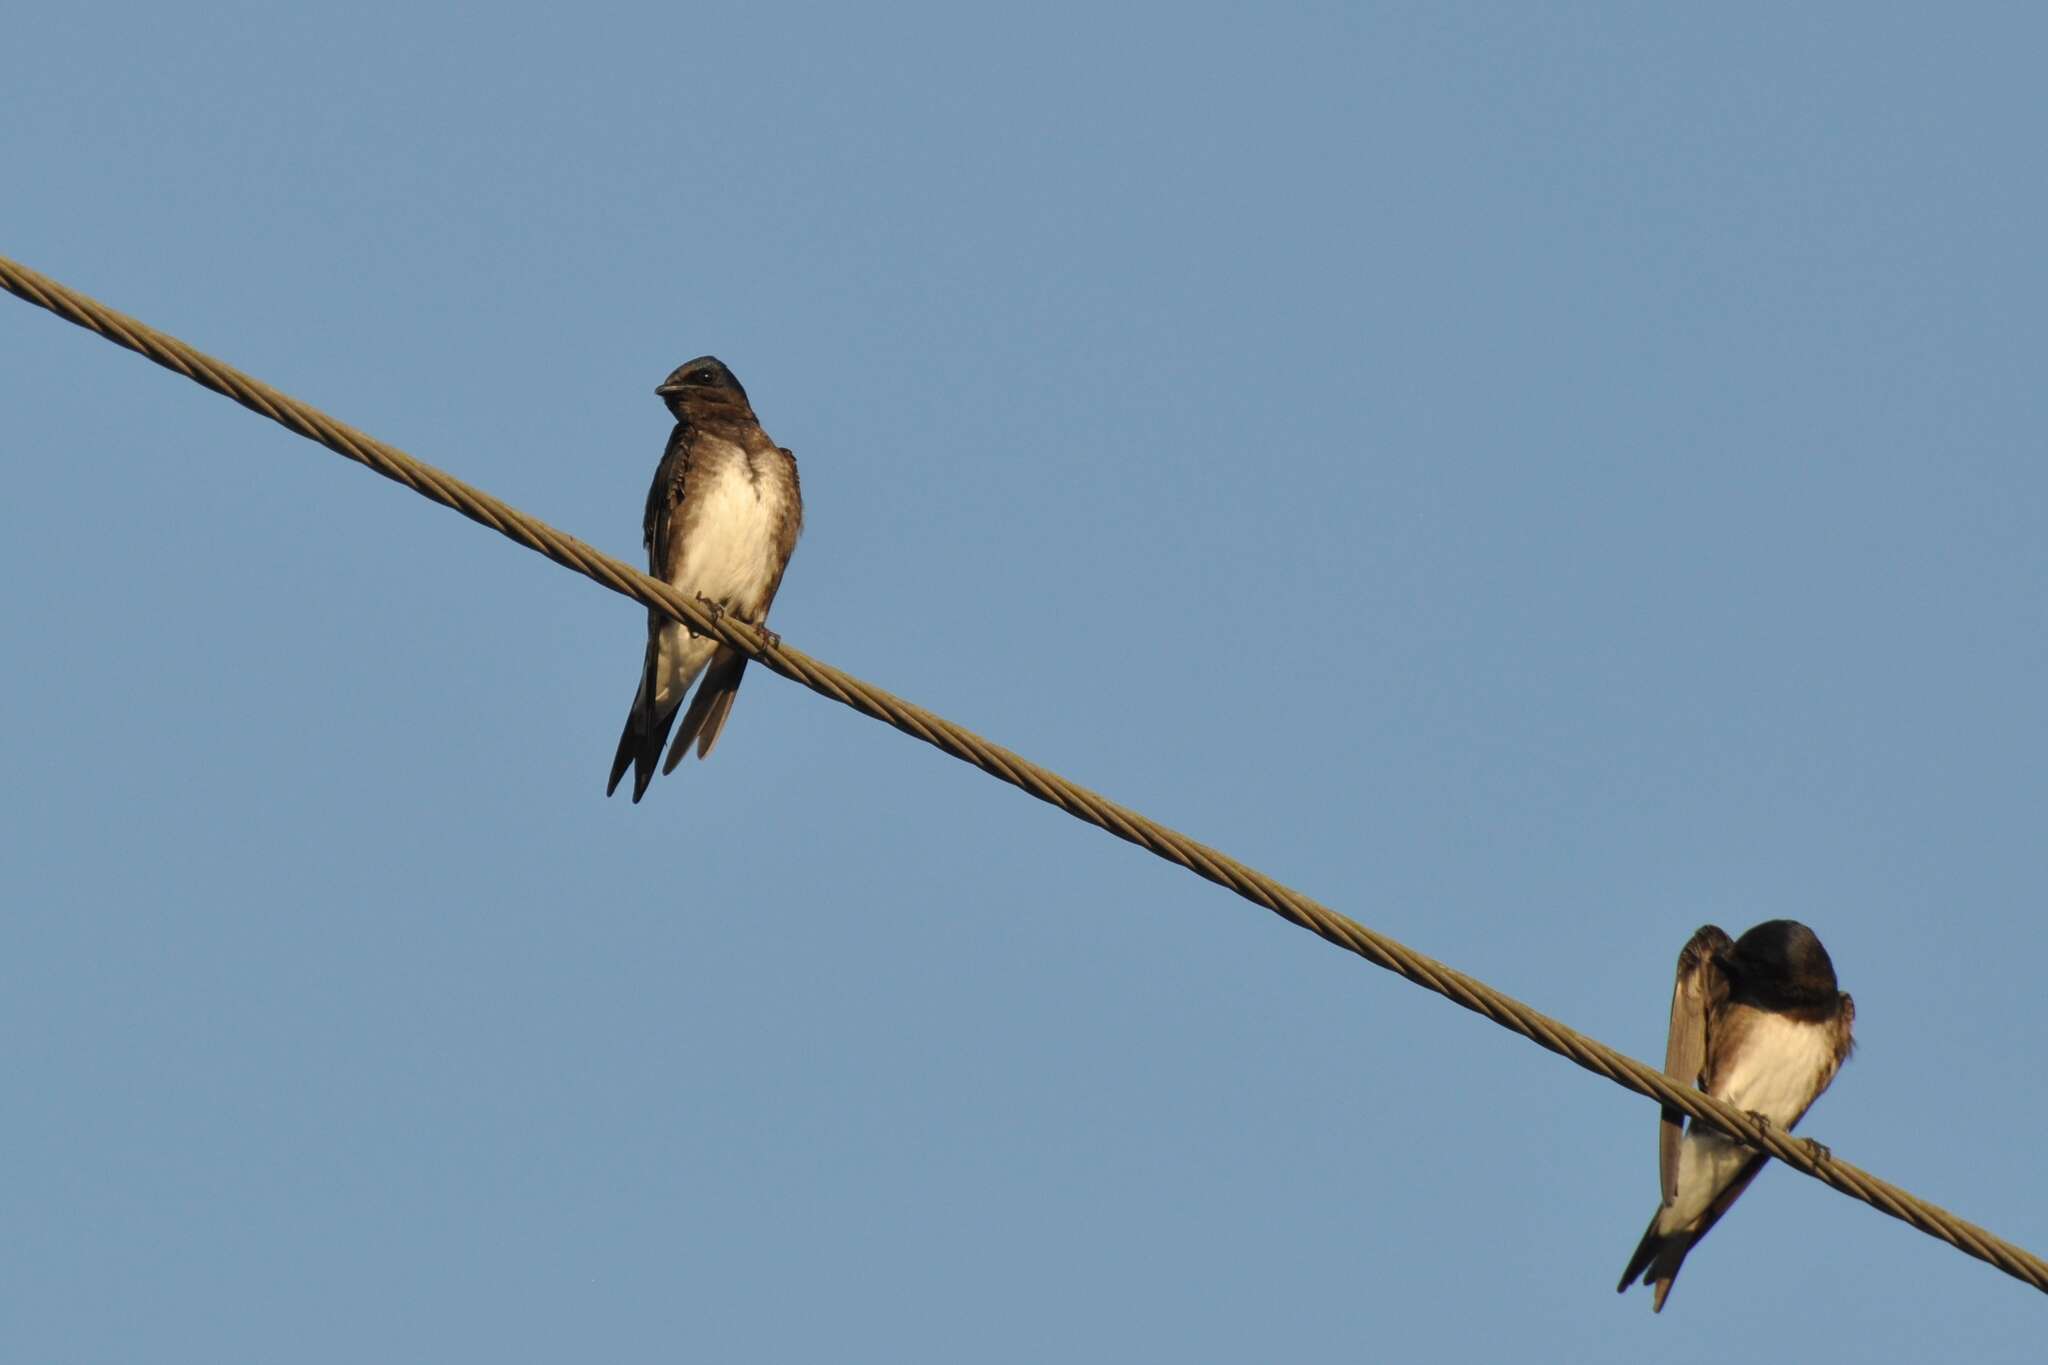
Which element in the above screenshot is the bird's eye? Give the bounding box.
[693,368,717,384]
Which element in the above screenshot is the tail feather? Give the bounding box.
[610,625,731,800]
[607,634,685,802]
[607,685,683,803]
[663,647,747,773]
[606,724,635,797]
[1617,1153,1769,1312]
[1617,1223,1658,1297]
[1616,1220,1687,1312]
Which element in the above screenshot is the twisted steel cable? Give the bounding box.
[5,252,2042,1297]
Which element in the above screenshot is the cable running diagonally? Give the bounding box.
[4,252,2041,1297]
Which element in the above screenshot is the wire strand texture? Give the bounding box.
[5,252,2042,1298]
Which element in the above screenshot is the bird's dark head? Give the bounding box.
[1732,919,1839,998]
[656,356,751,410]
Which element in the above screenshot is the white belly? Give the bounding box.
[669,460,789,618]
[1659,1011,1836,1229]
[1662,1130,1752,1228]
[651,451,791,707]
[1717,1012,1837,1127]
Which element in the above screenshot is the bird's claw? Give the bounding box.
[1739,1112,1829,1166]
[689,593,777,651]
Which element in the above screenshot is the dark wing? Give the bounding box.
[643,418,694,578]
[1799,991,1856,1117]
[603,420,694,801]
[1661,924,1735,1203]
[772,447,804,570]
[1832,993,1856,1068]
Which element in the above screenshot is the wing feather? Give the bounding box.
[1661,925,1734,1203]
[644,419,694,577]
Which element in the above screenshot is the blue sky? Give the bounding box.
[5,5,2044,1360]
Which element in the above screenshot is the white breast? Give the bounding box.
[670,444,790,619]
[1715,1011,1837,1128]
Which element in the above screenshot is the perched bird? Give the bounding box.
[1617,919,1855,1311]
[607,357,803,802]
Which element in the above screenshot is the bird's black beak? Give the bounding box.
[655,381,686,398]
